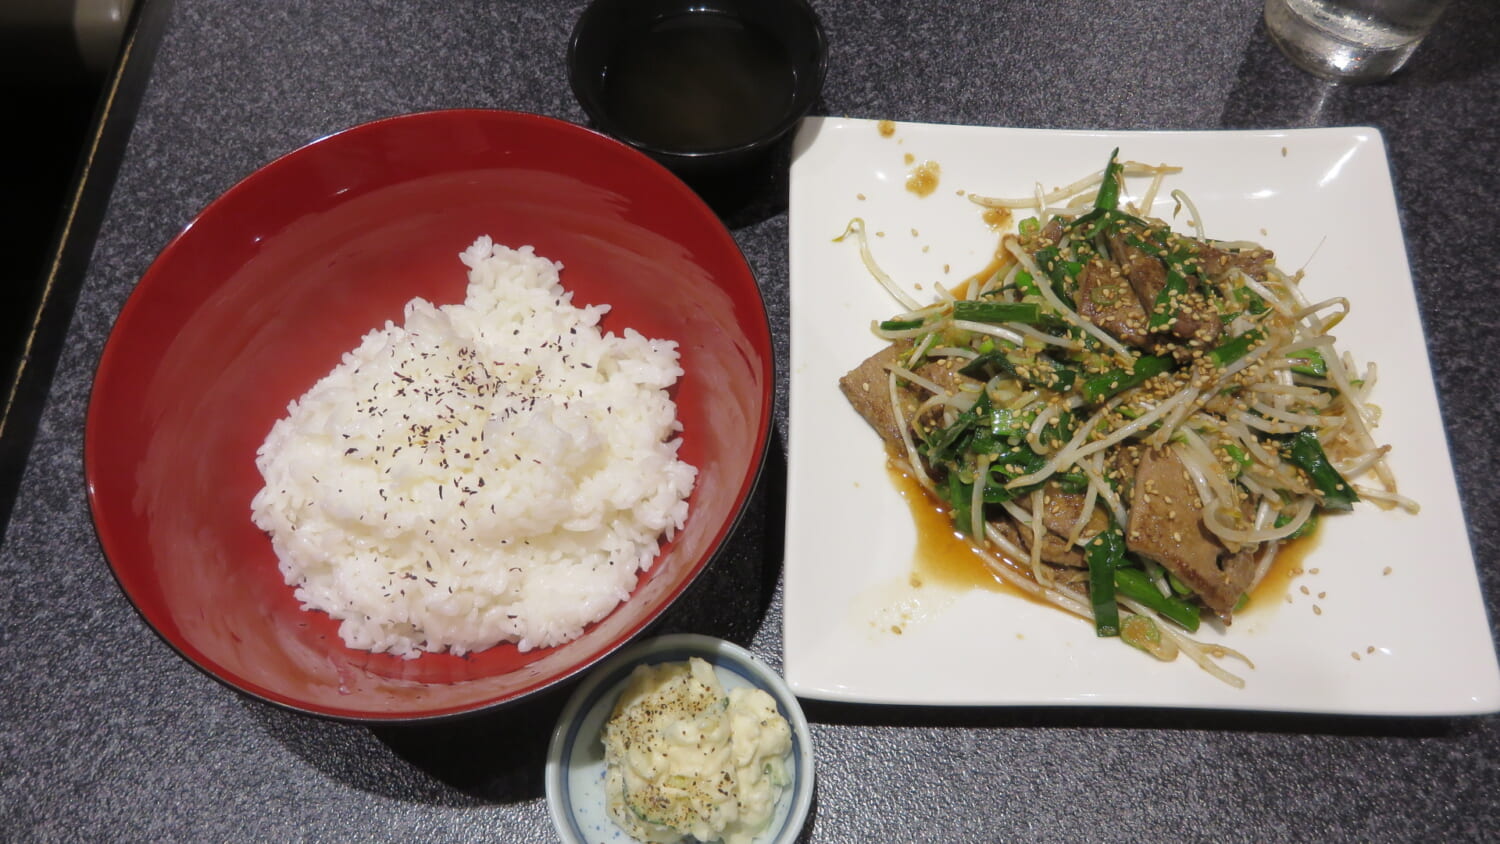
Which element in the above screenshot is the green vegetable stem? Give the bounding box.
[1281,429,1359,510]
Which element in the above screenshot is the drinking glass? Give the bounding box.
[1264,0,1451,82]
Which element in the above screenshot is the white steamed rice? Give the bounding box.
[250,236,697,658]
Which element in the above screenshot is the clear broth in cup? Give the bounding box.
[600,12,796,153]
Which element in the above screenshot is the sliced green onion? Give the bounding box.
[1055,472,1089,494]
[1114,566,1200,632]
[1086,528,1125,637]
[1274,509,1320,541]
[952,300,1043,324]
[1031,245,1079,305]
[1288,347,1327,377]
[959,349,1078,393]
[1120,614,1174,659]
[1080,354,1175,403]
[1013,268,1041,298]
[1281,429,1359,511]
[986,407,1029,440]
[946,471,974,536]
[1147,274,1191,330]
[984,447,1047,481]
[1235,285,1269,315]
[1037,409,1075,447]
[1208,329,1265,368]
[971,407,1033,454]
[981,447,1049,503]
[923,391,994,464]
[1094,148,1123,212]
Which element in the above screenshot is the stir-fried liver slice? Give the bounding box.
[1040,485,1102,537]
[840,347,986,453]
[1125,446,1256,617]
[1111,235,1168,309]
[839,346,910,453]
[843,346,1107,571]
[1195,242,1275,283]
[1077,261,1151,346]
[991,518,1088,568]
[1109,234,1223,350]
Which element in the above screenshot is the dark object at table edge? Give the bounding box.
[0,0,174,537]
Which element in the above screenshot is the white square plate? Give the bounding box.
[783,117,1500,714]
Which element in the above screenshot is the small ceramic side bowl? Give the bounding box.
[568,0,827,182]
[546,634,815,844]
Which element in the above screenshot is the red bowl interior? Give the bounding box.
[84,109,773,721]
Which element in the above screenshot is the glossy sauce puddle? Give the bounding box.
[874,462,1317,634]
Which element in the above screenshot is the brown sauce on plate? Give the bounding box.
[887,463,1039,603]
[982,207,1012,230]
[905,160,941,197]
[1241,527,1319,614]
[888,461,1321,617]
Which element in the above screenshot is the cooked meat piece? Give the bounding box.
[1109,233,1222,350]
[915,356,983,397]
[1036,531,1085,568]
[1048,565,1090,589]
[1218,545,1259,598]
[843,347,1091,571]
[1160,289,1223,350]
[1195,242,1275,284]
[1039,217,1065,245]
[1110,234,1168,307]
[839,346,910,453]
[1040,483,1108,544]
[1124,446,1256,618]
[986,483,1110,569]
[991,518,1087,568]
[839,347,984,454]
[1077,260,1151,346]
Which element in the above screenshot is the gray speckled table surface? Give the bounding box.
[5,0,1500,840]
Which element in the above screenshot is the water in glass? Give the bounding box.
[1264,0,1450,82]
